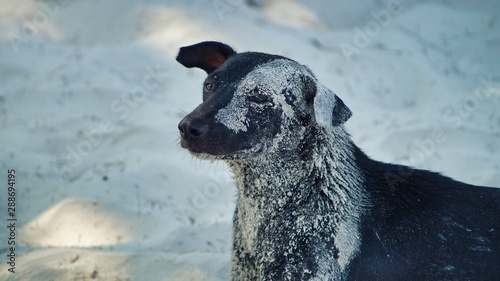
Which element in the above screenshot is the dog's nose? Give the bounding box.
[178,119,209,139]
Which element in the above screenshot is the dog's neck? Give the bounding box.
[227,125,367,277]
[227,125,366,215]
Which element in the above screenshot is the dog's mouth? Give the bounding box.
[181,136,264,161]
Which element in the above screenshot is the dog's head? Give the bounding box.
[177,41,351,161]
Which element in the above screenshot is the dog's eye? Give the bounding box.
[246,87,271,104]
[247,95,270,104]
[204,82,214,92]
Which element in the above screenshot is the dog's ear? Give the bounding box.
[176,41,237,74]
[303,76,352,129]
[315,83,352,129]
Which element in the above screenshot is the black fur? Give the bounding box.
[350,146,500,280]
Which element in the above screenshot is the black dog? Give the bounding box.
[177,41,500,280]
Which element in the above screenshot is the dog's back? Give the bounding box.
[350,148,500,280]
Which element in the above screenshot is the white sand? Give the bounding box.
[0,0,499,280]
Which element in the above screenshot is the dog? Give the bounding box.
[176,41,500,280]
